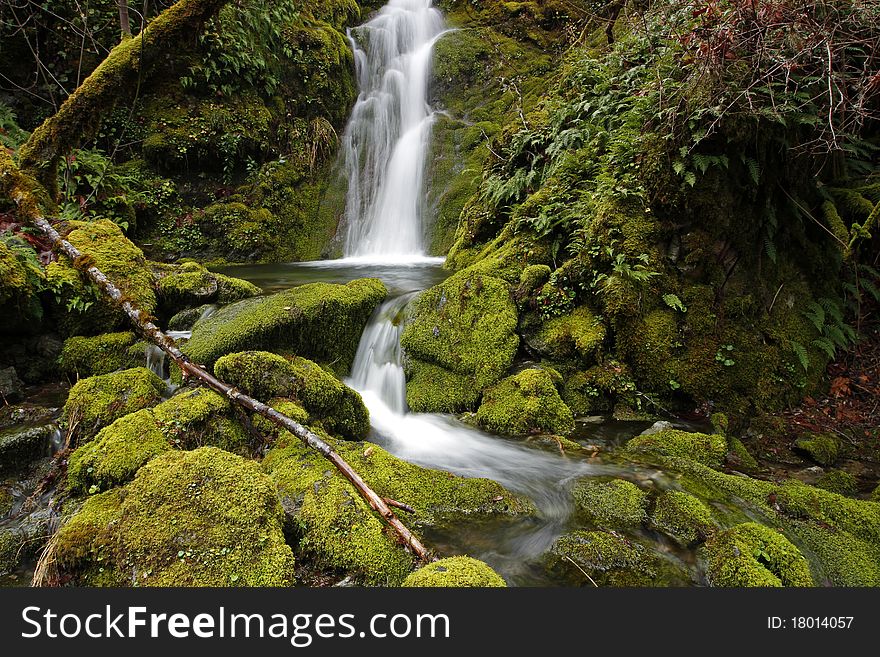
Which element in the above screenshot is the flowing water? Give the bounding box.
[214,1,714,585]
[341,0,446,259]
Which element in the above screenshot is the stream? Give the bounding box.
[218,0,712,586]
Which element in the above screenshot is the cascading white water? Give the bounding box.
[341,0,445,259]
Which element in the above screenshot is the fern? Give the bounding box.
[790,341,810,371]
[663,293,687,312]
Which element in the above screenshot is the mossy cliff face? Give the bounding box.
[401,270,518,412]
[433,2,855,419]
[133,1,360,264]
[56,448,296,586]
[183,278,387,373]
[214,351,370,440]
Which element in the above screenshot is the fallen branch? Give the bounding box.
[25,211,432,564]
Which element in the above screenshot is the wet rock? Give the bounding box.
[0,367,23,403]
[640,420,674,436]
[0,507,55,577]
[0,423,54,474]
[476,369,575,436]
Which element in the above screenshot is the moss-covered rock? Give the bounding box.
[62,368,165,444]
[401,269,518,412]
[154,261,260,315]
[0,423,53,474]
[625,429,727,469]
[45,220,157,335]
[650,490,715,546]
[814,470,859,496]
[475,369,575,435]
[545,530,685,587]
[702,523,813,587]
[57,448,296,586]
[726,436,760,473]
[167,304,217,331]
[183,279,386,373]
[214,351,369,440]
[67,387,248,492]
[524,305,605,365]
[403,556,506,587]
[263,434,531,585]
[67,410,171,493]
[572,479,648,530]
[58,332,145,378]
[561,361,637,415]
[793,432,839,466]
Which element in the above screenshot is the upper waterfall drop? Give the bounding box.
[341,0,445,260]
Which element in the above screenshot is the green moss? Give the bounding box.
[727,437,760,473]
[54,489,127,586]
[62,368,165,445]
[814,470,859,496]
[152,388,248,452]
[626,429,728,469]
[786,520,880,587]
[183,279,386,373]
[794,433,839,466]
[67,410,171,493]
[562,361,636,415]
[403,361,481,413]
[476,369,575,435]
[526,305,605,365]
[702,523,813,587]
[58,332,143,378]
[572,479,648,530]
[263,435,531,585]
[546,530,679,587]
[45,220,157,335]
[402,269,518,412]
[58,448,296,586]
[153,262,260,314]
[0,488,12,517]
[403,556,506,587]
[518,264,552,292]
[167,304,216,331]
[67,387,249,492]
[650,490,715,546]
[214,351,369,440]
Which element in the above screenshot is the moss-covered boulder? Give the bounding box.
[67,388,248,492]
[56,448,296,586]
[401,270,519,412]
[263,435,532,585]
[403,556,506,587]
[562,361,637,415]
[523,305,605,366]
[214,351,369,440]
[183,279,386,373]
[58,332,145,378]
[45,220,157,335]
[475,369,575,435]
[702,523,813,587]
[650,490,715,546]
[545,530,687,587]
[572,479,648,530]
[154,261,260,315]
[814,470,859,496]
[62,368,165,444]
[793,432,839,466]
[167,304,217,331]
[625,429,727,469]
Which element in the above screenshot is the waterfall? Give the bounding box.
[341,0,445,259]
